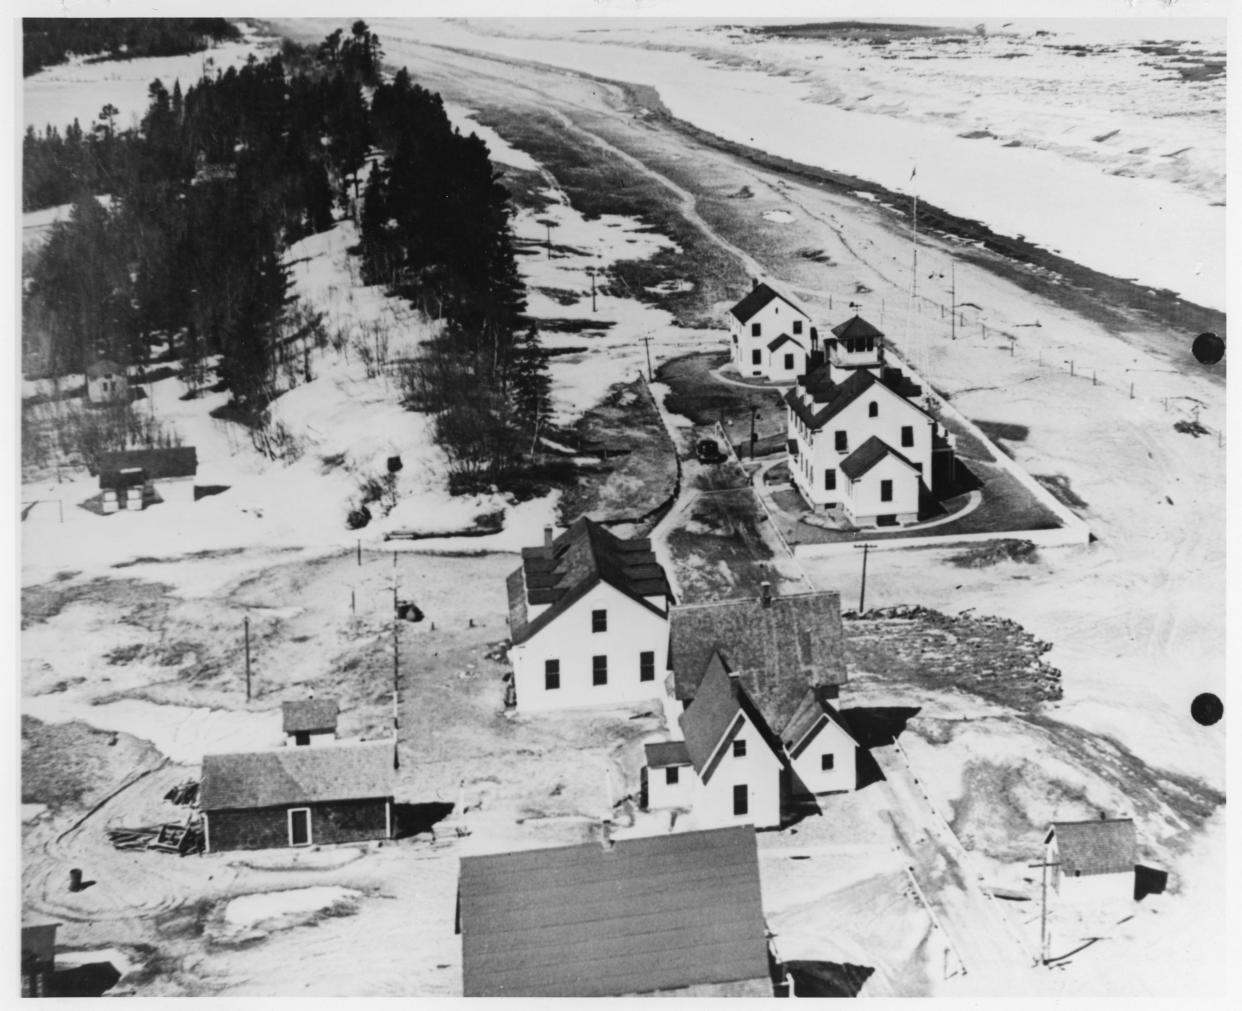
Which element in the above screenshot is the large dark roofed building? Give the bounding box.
[668,588,847,731]
[457,825,772,997]
[1049,818,1137,876]
[200,740,394,852]
[506,516,671,646]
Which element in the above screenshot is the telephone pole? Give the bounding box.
[950,260,956,341]
[1027,855,1061,965]
[854,543,873,613]
[243,615,252,701]
[642,334,653,381]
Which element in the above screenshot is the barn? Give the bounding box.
[200,740,394,853]
[457,824,775,997]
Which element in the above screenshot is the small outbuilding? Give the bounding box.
[457,825,775,997]
[199,740,394,853]
[97,447,198,508]
[1044,817,1137,906]
[85,359,128,405]
[282,698,340,746]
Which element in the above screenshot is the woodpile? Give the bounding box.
[106,820,203,855]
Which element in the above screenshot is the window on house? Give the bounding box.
[751,349,762,365]
[294,732,310,746]
[639,651,655,682]
[835,431,848,452]
[592,609,607,633]
[868,401,878,418]
[821,753,835,771]
[733,784,748,816]
[733,739,747,758]
[901,425,914,447]
[751,323,761,337]
[825,468,836,491]
[592,655,608,686]
[784,353,795,371]
[881,479,893,502]
[792,320,803,335]
[666,766,680,785]
[545,659,560,690]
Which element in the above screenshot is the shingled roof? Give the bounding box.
[729,281,807,324]
[830,315,885,341]
[507,517,671,645]
[458,825,770,997]
[668,591,847,734]
[644,740,691,768]
[783,689,859,755]
[678,661,784,780]
[97,446,197,483]
[200,740,394,811]
[281,698,340,734]
[1050,819,1137,876]
[839,435,920,481]
[86,359,124,379]
[784,365,925,431]
[766,333,802,352]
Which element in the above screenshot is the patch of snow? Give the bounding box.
[223,886,361,929]
[443,102,540,171]
[761,209,796,224]
[21,804,48,823]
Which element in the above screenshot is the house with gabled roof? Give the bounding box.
[785,321,956,525]
[282,697,340,746]
[646,585,858,826]
[506,517,674,712]
[727,279,813,382]
[85,359,128,405]
[1044,818,1137,906]
[456,825,775,997]
[199,739,394,852]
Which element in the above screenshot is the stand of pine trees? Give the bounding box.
[23,17,240,78]
[24,23,550,497]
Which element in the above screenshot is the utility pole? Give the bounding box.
[546,221,552,258]
[749,406,761,460]
[642,334,653,382]
[950,260,956,341]
[244,615,252,701]
[1028,855,1061,965]
[589,267,597,313]
[392,620,399,731]
[854,543,872,613]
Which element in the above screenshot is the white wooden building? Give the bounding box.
[727,280,812,382]
[785,316,956,526]
[1044,818,1137,907]
[645,585,858,828]
[506,518,673,713]
[85,359,128,405]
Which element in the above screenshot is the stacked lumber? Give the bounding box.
[106,821,203,855]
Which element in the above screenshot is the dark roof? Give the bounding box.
[21,923,59,968]
[282,698,340,734]
[729,281,806,323]
[785,365,925,431]
[784,690,858,755]
[458,826,770,997]
[1051,819,1137,876]
[830,315,885,341]
[199,740,394,811]
[507,517,671,645]
[766,333,802,352]
[839,435,919,481]
[679,661,785,780]
[86,359,124,379]
[98,446,198,482]
[669,591,847,733]
[645,740,691,768]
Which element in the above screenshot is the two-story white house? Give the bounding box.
[645,585,858,828]
[727,280,813,382]
[506,518,674,713]
[785,316,957,527]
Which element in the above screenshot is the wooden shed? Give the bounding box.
[85,359,128,405]
[199,740,394,853]
[98,447,198,507]
[282,698,340,746]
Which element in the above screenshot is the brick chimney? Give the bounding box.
[543,525,554,549]
[601,818,615,850]
[752,277,759,290]
[760,581,772,608]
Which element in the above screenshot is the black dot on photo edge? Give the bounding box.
[1190,692,1223,727]
[1192,331,1224,365]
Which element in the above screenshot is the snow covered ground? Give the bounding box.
[375,16,1225,310]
